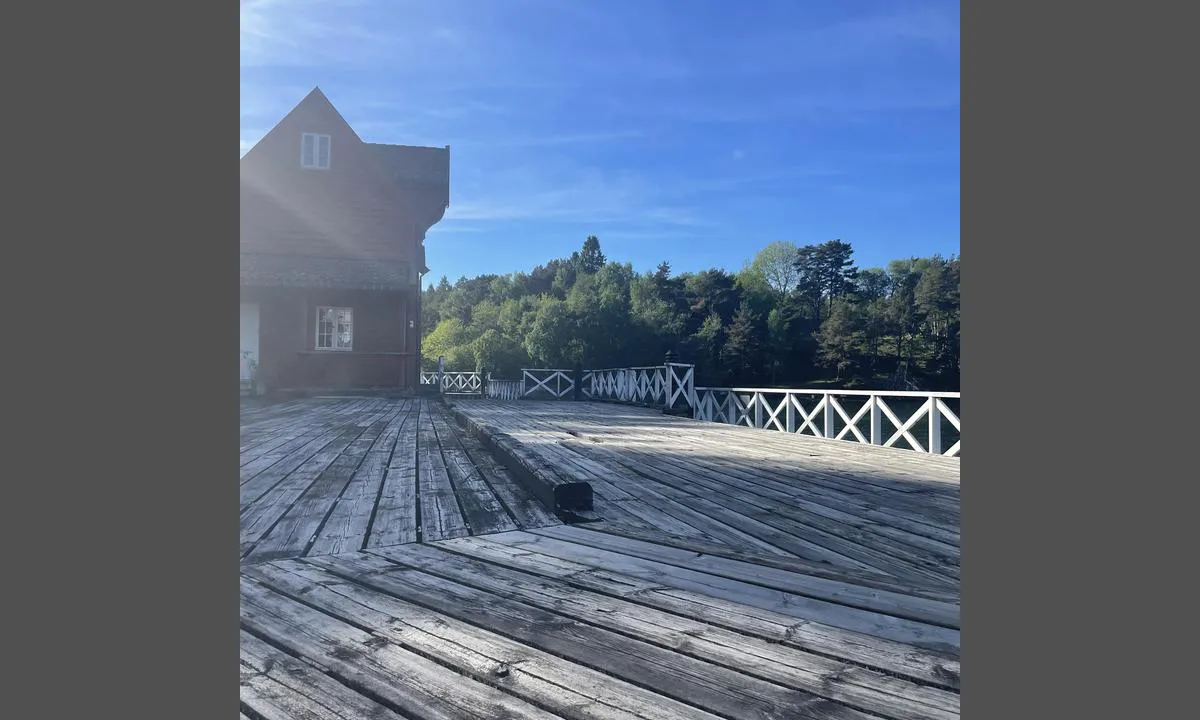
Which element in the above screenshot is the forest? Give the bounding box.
[421,236,960,392]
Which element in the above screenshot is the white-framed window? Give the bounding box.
[301,133,331,169]
[316,306,353,350]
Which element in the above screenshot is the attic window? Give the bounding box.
[301,133,331,169]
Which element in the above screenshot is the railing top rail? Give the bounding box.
[522,368,575,373]
[585,365,665,372]
[695,386,960,398]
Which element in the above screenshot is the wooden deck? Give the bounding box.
[240,397,960,720]
[240,397,560,562]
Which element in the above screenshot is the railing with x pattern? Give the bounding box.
[582,363,694,412]
[486,378,524,400]
[520,368,577,399]
[419,371,483,394]
[475,362,961,458]
[692,387,961,456]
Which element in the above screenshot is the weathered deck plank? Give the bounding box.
[244,404,397,562]
[449,400,960,593]
[240,397,561,562]
[416,404,470,541]
[239,395,960,719]
[245,561,729,720]
[433,534,960,688]
[241,578,563,720]
[347,546,959,720]
[365,407,421,548]
[300,554,877,720]
[307,401,412,556]
[428,404,519,536]
[240,631,406,720]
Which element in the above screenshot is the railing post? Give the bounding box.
[870,395,882,446]
[753,392,763,428]
[573,363,583,402]
[683,365,695,414]
[664,351,675,412]
[927,395,942,454]
[823,393,835,438]
[786,393,796,433]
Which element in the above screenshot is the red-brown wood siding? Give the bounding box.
[242,287,420,391]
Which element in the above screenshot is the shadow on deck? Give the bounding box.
[240,396,961,720]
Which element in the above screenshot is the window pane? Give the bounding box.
[337,311,352,348]
[318,135,330,168]
[302,134,315,165]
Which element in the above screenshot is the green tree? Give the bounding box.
[524,297,575,366]
[915,256,960,386]
[816,300,867,382]
[766,307,789,385]
[748,240,801,298]
[473,328,528,377]
[793,239,858,324]
[421,317,474,370]
[575,235,607,274]
[417,235,957,391]
[720,301,764,384]
[688,311,724,382]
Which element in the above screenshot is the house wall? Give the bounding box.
[242,286,420,391]
[239,95,421,265]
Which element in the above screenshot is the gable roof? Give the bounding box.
[240,87,449,289]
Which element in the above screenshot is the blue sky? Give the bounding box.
[241,0,959,284]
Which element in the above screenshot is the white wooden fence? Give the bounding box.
[520,369,576,399]
[582,363,694,411]
[419,371,483,394]
[472,363,961,457]
[486,378,524,400]
[693,387,961,456]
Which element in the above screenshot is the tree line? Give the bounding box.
[421,235,960,391]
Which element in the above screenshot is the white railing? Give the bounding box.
[419,371,483,394]
[582,363,694,412]
[521,369,576,399]
[486,378,524,400]
[692,387,961,457]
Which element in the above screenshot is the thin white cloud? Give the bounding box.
[438,159,843,228]
[441,162,670,225]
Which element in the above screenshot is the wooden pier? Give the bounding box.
[240,396,960,720]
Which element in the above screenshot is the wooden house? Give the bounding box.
[240,88,449,394]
